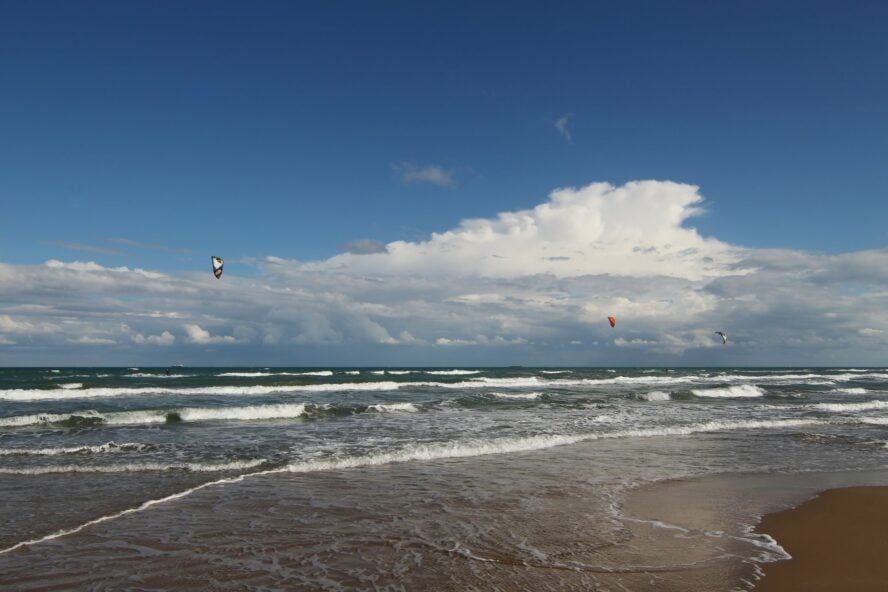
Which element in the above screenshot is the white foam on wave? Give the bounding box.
[385,370,413,375]
[0,411,103,427]
[540,370,571,374]
[638,391,671,401]
[426,369,481,375]
[692,385,765,398]
[814,400,888,412]
[216,370,333,377]
[0,442,147,456]
[0,403,310,427]
[125,373,192,378]
[0,381,430,402]
[59,383,83,390]
[830,388,868,395]
[175,403,309,422]
[344,371,360,375]
[488,391,543,400]
[366,403,419,413]
[11,369,884,403]
[859,417,888,426]
[0,459,266,475]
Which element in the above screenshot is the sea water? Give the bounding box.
[1,367,887,590]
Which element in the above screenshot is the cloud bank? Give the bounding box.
[1,181,886,366]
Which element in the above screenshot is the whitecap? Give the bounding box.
[691,385,765,398]
[366,403,419,413]
[814,400,888,412]
[638,391,671,401]
[487,392,543,400]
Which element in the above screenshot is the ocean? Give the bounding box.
[1,367,887,590]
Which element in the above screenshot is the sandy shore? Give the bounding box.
[754,486,888,591]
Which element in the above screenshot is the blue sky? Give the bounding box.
[1,2,887,365]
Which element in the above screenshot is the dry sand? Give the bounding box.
[755,486,888,591]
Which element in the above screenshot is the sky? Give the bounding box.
[1,1,886,366]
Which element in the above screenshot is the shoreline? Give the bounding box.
[754,486,888,591]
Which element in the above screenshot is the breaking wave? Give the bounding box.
[691,385,765,398]
[814,400,888,412]
[366,403,419,413]
[638,391,671,401]
[487,392,543,400]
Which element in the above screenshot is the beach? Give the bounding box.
[754,486,888,591]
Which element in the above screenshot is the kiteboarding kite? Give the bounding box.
[211,256,224,279]
[714,331,727,344]
[608,316,616,328]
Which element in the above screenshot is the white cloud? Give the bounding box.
[393,162,457,187]
[320,181,741,281]
[68,336,116,345]
[555,113,573,143]
[0,314,59,335]
[184,324,236,345]
[131,330,176,346]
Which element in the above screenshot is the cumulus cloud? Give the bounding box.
[131,330,176,346]
[393,162,457,187]
[1,180,887,365]
[319,181,741,281]
[184,324,236,345]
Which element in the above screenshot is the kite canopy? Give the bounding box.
[211,256,224,279]
[608,316,616,328]
[714,331,727,344]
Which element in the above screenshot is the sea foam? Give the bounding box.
[691,385,765,398]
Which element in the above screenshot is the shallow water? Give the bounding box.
[1,367,887,590]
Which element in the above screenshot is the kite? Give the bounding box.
[211,256,224,279]
[608,316,616,328]
[714,331,727,344]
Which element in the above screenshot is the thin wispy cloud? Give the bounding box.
[106,238,194,254]
[393,162,457,187]
[42,241,125,256]
[555,113,573,143]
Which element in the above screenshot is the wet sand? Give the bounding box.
[755,486,888,591]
